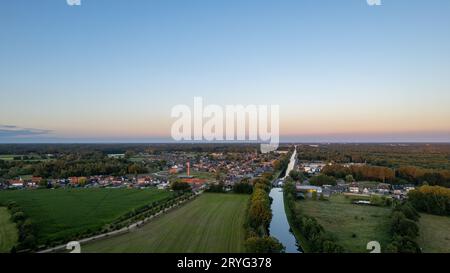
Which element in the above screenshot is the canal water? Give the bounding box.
[268,147,302,253]
[269,188,302,253]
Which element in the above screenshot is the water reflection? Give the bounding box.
[269,187,302,253]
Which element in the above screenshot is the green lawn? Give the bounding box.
[0,207,18,253]
[417,213,450,253]
[83,193,249,253]
[295,195,392,253]
[0,188,172,245]
[169,171,217,181]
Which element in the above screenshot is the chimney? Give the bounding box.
[187,161,190,176]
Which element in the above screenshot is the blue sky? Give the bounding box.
[1,0,450,143]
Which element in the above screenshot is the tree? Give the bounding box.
[78,177,88,187]
[310,174,336,186]
[408,185,450,216]
[233,182,253,194]
[12,211,25,222]
[248,188,272,232]
[289,170,302,181]
[395,202,420,221]
[170,181,191,192]
[390,211,419,238]
[345,174,355,183]
[244,236,285,253]
[38,179,49,189]
[312,191,318,201]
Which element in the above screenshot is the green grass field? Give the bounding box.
[0,154,52,162]
[0,155,16,161]
[0,188,172,245]
[295,195,392,253]
[417,213,450,253]
[83,193,249,253]
[0,207,18,253]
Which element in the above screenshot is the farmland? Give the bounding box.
[417,213,450,253]
[82,193,249,253]
[0,207,18,253]
[294,195,392,253]
[0,188,173,246]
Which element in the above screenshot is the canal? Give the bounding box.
[268,146,302,253]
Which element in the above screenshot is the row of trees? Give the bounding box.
[0,153,150,180]
[4,201,37,252]
[296,143,450,170]
[385,203,421,253]
[320,164,450,187]
[397,166,450,187]
[244,175,284,253]
[408,185,450,216]
[322,165,395,183]
[283,179,344,253]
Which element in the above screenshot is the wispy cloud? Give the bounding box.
[0,125,52,138]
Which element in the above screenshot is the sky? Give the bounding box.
[0,0,450,143]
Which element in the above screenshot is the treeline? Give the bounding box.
[386,202,421,253]
[0,153,149,179]
[322,164,450,187]
[273,152,291,178]
[244,174,284,253]
[284,179,344,253]
[408,185,450,216]
[322,165,395,183]
[296,143,450,170]
[0,143,267,155]
[3,201,38,252]
[397,166,450,187]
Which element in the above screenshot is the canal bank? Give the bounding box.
[282,188,311,253]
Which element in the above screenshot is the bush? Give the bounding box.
[233,182,253,194]
[170,181,192,192]
[12,211,25,222]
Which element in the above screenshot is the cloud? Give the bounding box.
[0,125,52,138]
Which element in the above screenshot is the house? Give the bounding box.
[157,182,169,190]
[69,177,87,185]
[349,186,359,193]
[169,165,183,174]
[296,184,323,194]
[32,176,43,184]
[354,200,371,205]
[9,179,23,188]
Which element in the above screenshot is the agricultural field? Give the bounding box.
[417,213,450,253]
[83,193,249,253]
[0,207,18,253]
[0,154,52,162]
[0,188,173,246]
[0,155,15,161]
[294,195,392,253]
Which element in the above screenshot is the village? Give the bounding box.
[0,150,417,202]
[0,150,282,192]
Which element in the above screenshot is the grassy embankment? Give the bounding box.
[0,207,18,253]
